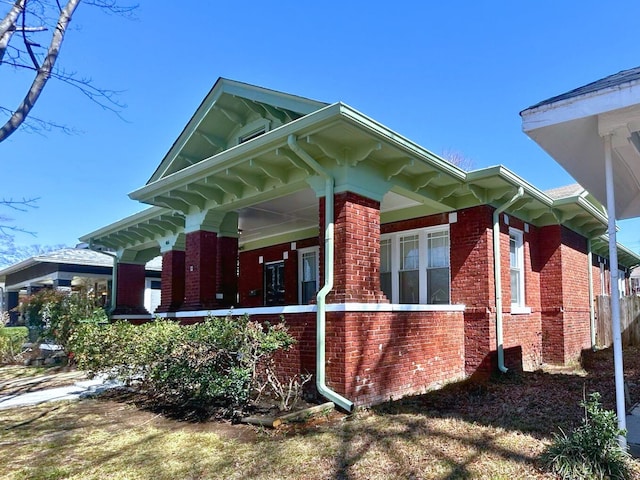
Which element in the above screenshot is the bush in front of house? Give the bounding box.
[69,315,295,417]
[0,326,28,364]
[19,289,108,352]
[541,391,631,480]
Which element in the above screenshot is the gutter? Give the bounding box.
[492,187,524,373]
[287,134,355,413]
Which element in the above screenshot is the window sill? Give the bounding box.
[510,306,532,315]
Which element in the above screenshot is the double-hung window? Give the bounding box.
[509,228,525,308]
[298,247,319,304]
[380,225,450,304]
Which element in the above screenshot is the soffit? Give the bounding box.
[148,78,327,184]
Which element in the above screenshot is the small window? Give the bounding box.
[509,228,524,307]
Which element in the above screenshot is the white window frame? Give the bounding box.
[380,225,450,304]
[298,246,319,304]
[509,228,529,314]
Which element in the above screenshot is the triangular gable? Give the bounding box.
[147,78,328,183]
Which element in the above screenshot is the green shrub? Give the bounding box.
[541,392,631,480]
[69,315,295,417]
[0,326,28,364]
[20,289,108,352]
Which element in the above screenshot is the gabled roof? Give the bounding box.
[526,66,640,111]
[147,78,328,183]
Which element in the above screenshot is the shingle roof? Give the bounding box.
[525,66,640,111]
[0,248,162,279]
[544,184,584,200]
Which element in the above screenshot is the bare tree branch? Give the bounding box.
[0,0,137,142]
[1,197,39,211]
[0,0,81,142]
[0,0,25,63]
[0,105,76,135]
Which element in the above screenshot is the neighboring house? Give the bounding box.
[80,78,640,409]
[0,248,162,325]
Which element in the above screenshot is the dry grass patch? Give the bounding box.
[2,346,640,479]
[0,398,556,479]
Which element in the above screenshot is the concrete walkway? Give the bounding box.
[627,406,640,456]
[0,375,120,410]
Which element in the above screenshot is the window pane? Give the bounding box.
[400,235,419,270]
[427,231,449,268]
[380,272,392,300]
[510,235,518,267]
[302,251,316,282]
[302,280,316,304]
[380,239,391,273]
[510,269,520,305]
[399,270,419,303]
[427,267,450,304]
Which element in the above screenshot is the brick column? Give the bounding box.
[156,249,185,312]
[112,262,148,315]
[183,230,218,310]
[217,235,238,307]
[539,225,591,364]
[322,192,387,303]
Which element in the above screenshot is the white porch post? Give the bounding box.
[604,134,627,449]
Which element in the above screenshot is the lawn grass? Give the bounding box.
[1,347,640,479]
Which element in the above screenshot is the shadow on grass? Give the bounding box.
[1,346,637,479]
[371,346,639,439]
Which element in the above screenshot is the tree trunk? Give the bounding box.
[0,0,81,143]
[0,0,26,64]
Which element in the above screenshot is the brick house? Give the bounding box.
[81,79,640,410]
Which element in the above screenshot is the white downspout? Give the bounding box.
[604,134,627,449]
[587,238,596,349]
[493,186,524,373]
[287,134,355,413]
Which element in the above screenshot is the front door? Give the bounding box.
[264,261,285,306]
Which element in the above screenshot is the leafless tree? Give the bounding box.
[0,197,38,237]
[441,148,475,171]
[0,0,136,142]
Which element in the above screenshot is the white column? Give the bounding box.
[604,134,626,449]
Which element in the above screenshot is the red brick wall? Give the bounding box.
[184,230,218,310]
[174,309,464,407]
[449,206,493,307]
[217,236,238,307]
[538,225,591,364]
[316,310,464,406]
[238,238,317,306]
[328,192,387,303]
[560,228,591,362]
[157,250,185,313]
[114,263,147,315]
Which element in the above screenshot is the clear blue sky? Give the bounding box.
[3,1,640,253]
